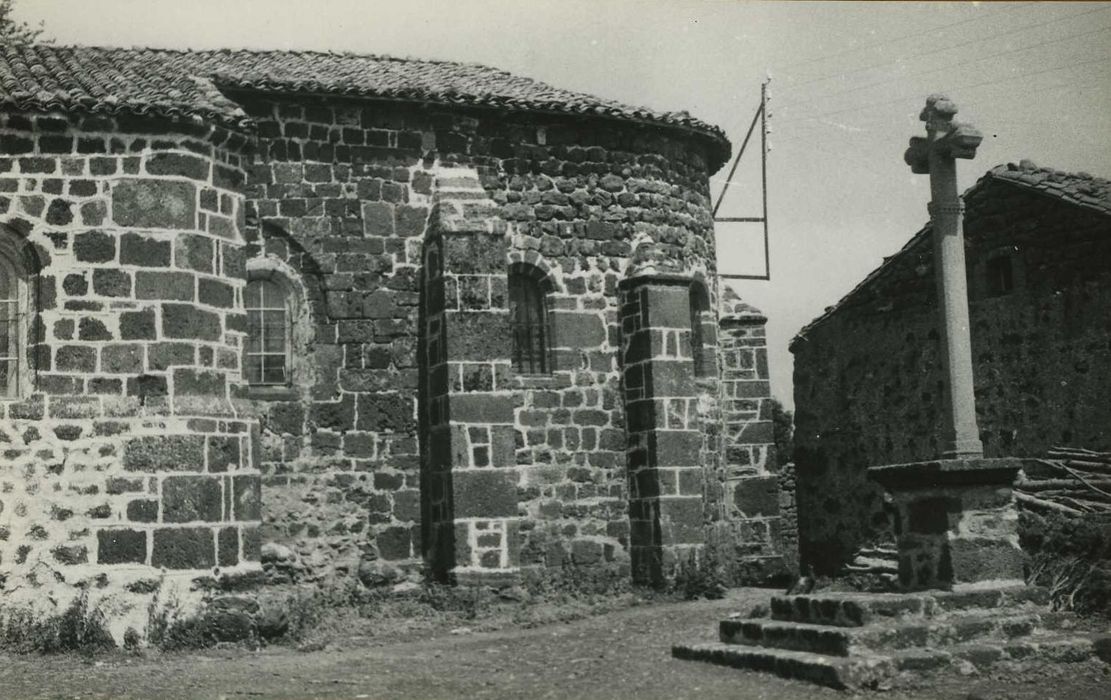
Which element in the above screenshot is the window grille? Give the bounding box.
[245,278,290,385]
[0,254,21,398]
[509,271,550,375]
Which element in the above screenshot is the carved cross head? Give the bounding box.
[904,93,983,173]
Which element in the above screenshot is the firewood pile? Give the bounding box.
[1016,446,1111,516]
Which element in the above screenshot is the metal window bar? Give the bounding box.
[0,299,17,398]
[245,279,289,386]
[509,273,549,375]
[0,261,18,398]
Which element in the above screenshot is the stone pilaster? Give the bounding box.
[713,289,792,581]
[419,168,520,586]
[620,273,705,586]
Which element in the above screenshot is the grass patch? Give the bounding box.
[0,591,115,653]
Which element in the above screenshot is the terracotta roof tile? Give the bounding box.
[0,44,730,165]
[979,160,1111,217]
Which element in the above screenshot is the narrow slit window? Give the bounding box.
[509,270,550,375]
[245,278,290,386]
[690,283,711,377]
[986,256,1014,297]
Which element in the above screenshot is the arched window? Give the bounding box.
[0,234,29,399]
[509,266,551,375]
[689,282,712,378]
[245,278,291,386]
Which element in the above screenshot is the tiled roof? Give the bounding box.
[0,44,730,164]
[791,162,1111,347]
[972,160,1111,217]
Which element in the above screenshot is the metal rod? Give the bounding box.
[714,217,765,223]
[712,100,764,217]
[760,80,771,281]
[717,273,771,281]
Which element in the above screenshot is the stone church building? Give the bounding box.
[0,45,789,639]
[791,161,1111,576]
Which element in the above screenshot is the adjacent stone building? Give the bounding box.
[791,161,1111,575]
[0,45,790,639]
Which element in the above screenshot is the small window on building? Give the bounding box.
[986,256,1014,297]
[689,283,712,377]
[245,278,291,386]
[509,267,551,375]
[0,249,23,398]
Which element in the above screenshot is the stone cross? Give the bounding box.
[904,95,984,458]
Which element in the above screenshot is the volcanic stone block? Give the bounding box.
[647,360,695,397]
[733,475,781,517]
[145,152,210,181]
[445,312,511,360]
[112,179,197,230]
[101,344,144,373]
[377,526,415,560]
[97,528,147,564]
[355,393,412,431]
[641,284,691,328]
[659,497,704,544]
[233,475,261,521]
[948,537,1025,585]
[136,271,194,301]
[217,527,239,566]
[175,234,215,273]
[124,435,205,471]
[151,527,215,569]
[551,311,606,348]
[163,475,223,523]
[127,499,159,523]
[119,308,156,340]
[162,303,221,340]
[450,393,514,424]
[453,469,518,518]
[173,368,226,396]
[120,233,172,266]
[310,395,355,430]
[648,430,703,468]
[92,269,132,297]
[207,435,240,472]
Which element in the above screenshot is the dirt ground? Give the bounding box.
[1,588,1108,700]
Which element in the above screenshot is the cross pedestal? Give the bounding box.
[868,459,1025,591]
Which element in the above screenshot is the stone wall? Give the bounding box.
[0,110,260,640]
[231,95,725,587]
[705,291,791,582]
[791,177,1111,575]
[0,90,793,607]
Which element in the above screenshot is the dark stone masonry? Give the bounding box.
[0,45,788,642]
[791,161,1111,576]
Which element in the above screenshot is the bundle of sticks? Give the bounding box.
[1015,446,1111,516]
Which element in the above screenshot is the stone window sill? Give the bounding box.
[247,385,299,402]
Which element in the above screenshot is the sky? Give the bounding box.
[13,0,1111,407]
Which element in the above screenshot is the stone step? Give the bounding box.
[890,633,1094,671]
[673,633,1094,690]
[770,584,1050,627]
[720,612,1040,656]
[672,641,894,690]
